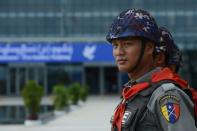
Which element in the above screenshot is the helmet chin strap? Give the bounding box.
[128,39,146,73]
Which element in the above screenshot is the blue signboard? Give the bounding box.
[0,41,114,63]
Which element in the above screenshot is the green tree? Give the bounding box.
[69,83,81,105]
[79,85,89,102]
[52,84,69,110]
[21,80,44,120]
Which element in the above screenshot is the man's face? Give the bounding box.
[154,52,166,67]
[112,38,142,72]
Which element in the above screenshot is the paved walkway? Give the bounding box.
[0,95,120,131]
[0,96,52,106]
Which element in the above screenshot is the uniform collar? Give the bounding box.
[136,67,161,83]
[124,67,161,87]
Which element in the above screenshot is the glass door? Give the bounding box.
[104,67,118,94]
[85,67,100,94]
[7,64,46,96]
[9,68,17,95]
[0,66,7,95]
[19,67,26,94]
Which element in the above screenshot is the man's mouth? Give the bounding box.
[116,58,127,65]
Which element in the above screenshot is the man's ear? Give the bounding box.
[154,52,166,67]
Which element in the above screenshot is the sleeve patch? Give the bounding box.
[159,95,180,105]
[159,95,180,124]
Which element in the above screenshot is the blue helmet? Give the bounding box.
[106,9,160,45]
[159,26,182,66]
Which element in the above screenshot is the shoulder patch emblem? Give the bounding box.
[160,95,180,124]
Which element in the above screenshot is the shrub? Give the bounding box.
[52,84,69,110]
[21,80,44,120]
[79,85,89,102]
[68,83,81,105]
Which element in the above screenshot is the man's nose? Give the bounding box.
[116,46,125,55]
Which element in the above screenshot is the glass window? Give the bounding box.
[85,67,100,94]
[10,68,16,94]
[9,106,17,119]
[19,106,25,119]
[0,65,7,95]
[47,64,83,94]
[19,68,26,93]
[0,106,7,119]
[0,0,196,40]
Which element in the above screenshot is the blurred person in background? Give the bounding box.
[156,26,197,127]
[106,9,196,131]
[155,26,182,73]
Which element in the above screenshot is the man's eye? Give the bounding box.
[112,43,118,48]
[124,43,130,47]
[124,42,134,47]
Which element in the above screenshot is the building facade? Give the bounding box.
[0,0,197,124]
[0,0,196,96]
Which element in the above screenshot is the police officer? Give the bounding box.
[157,26,197,126]
[155,26,182,73]
[106,9,196,131]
